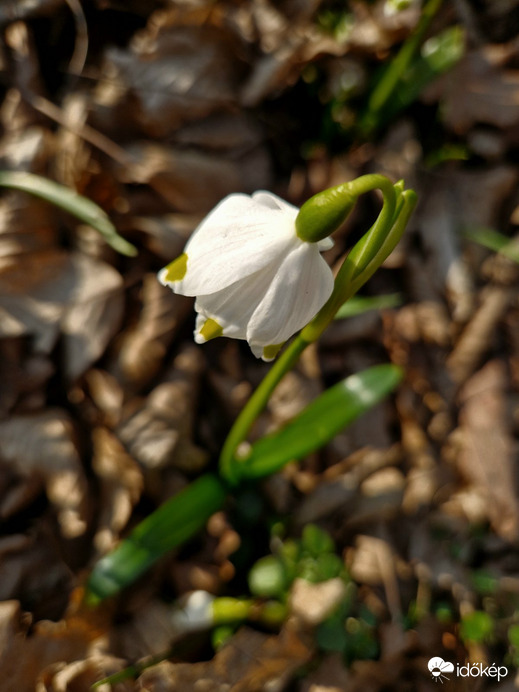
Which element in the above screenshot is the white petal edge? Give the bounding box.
[317,237,334,251]
[252,191,299,214]
[194,259,282,341]
[247,241,334,350]
[167,193,298,296]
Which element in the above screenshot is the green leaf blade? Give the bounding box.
[0,171,137,256]
[334,293,402,320]
[85,474,227,604]
[238,364,403,480]
[464,226,519,264]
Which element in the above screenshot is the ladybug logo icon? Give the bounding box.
[428,657,454,683]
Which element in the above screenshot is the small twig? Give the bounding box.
[64,0,89,79]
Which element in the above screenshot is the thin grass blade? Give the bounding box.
[0,170,137,256]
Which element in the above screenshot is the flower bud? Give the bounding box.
[295,183,356,243]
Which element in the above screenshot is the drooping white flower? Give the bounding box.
[158,191,334,360]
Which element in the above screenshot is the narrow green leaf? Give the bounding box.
[334,293,402,319]
[359,21,464,135]
[0,170,137,256]
[464,226,519,264]
[237,364,403,480]
[377,25,465,126]
[85,474,227,604]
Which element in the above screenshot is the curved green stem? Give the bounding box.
[219,333,309,484]
[302,175,398,342]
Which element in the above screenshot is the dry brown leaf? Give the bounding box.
[0,600,105,692]
[0,338,54,417]
[290,578,347,626]
[114,141,271,213]
[424,45,519,135]
[0,529,72,620]
[0,409,88,537]
[347,535,402,621]
[447,287,512,384]
[91,427,143,554]
[411,168,517,322]
[116,346,208,475]
[0,181,58,261]
[123,213,197,260]
[456,359,519,540]
[294,446,401,525]
[114,273,193,389]
[36,654,132,692]
[137,624,313,692]
[0,250,124,379]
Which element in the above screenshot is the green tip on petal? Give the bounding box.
[295,184,356,243]
[262,343,283,361]
[199,318,224,342]
[163,253,188,282]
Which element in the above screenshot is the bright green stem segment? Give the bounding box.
[85,474,227,604]
[304,187,417,341]
[219,176,416,484]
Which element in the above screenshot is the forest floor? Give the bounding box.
[0,1,519,690]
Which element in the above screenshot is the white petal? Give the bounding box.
[252,191,299,214]
[317,237,334,251]
[194,262,280,340]
[247,241,334,350]
[170,193,298,296]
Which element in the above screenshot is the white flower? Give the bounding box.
[158,191,334,360]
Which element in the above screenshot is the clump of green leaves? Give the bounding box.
[247,524,379,664]
[248,524,346,599]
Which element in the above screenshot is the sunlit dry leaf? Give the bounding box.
[267,369,322,428]
[299,653,351,692]
[0,250,124,379]
[117,346,208,474]
[137,625,312,692]
[92,23,241,137]
[456,360,519,540]
[115,273,193,389]
[91,427,143,554]
[290,578,347,626]
[53,93,92,190]
[348,535,407,627]
[4,21,46,103]
[0,409,87,537]
[0,603,103,692]
[447,287,512,384]
[37,655,132,692]
[84,368,125,427]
